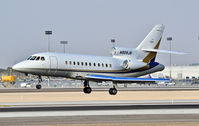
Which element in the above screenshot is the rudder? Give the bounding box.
[136,24,165,64]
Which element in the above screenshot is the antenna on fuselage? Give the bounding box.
[111,39,115,47]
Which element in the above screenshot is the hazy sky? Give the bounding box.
[0,0,199,68]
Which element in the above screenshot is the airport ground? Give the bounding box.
[0,87,199,125]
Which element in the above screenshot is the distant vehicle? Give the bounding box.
[157,81,176,86]
[1,76,15,84]
[13,24,183,95]
[191,79,199,85]
[20,82,31,88]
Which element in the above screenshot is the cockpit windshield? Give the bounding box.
[27,56,32,60]
[27,56,45,61]
[30,56,37,60]
[36,56,40,60]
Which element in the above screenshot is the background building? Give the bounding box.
[152,63,199,80]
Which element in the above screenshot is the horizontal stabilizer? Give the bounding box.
[142,48,185,55]
[85,75,169,83]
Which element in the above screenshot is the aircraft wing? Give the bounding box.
[85,75,169,83]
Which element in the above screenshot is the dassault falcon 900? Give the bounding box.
[13,24,183,95]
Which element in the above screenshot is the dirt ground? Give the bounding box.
[0,90,199,103]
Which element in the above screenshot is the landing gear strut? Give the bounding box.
[36,75,42,89]
[83,80,92,94]
[109,83,117,95]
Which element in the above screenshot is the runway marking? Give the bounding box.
[1,99,199,106]
[0,109,199,118]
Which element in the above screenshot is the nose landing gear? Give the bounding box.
[36,84,42,89]
[36,75,42,89]
[83,80,92,94]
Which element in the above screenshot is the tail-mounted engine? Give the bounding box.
[121,59,147,70]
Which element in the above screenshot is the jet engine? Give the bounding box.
[121,59,147,70]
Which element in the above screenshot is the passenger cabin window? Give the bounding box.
[110,64,112,67]
[89,63,91,66]
[73,61,76,65]
[69,61,72,65]
[36,57,40,60]
[65,61,68,65]
[85,62,88,66]
[41,57,45,61]
[81,62,84,66]
[102,63,104,67]
[106,64,108,67]
[93,63,96,66]
[77,62,80,65]
[98,63,100,67]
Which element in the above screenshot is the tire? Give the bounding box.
[112,88,117,95]
[36,84,42,89]
[109,88,117,95]
[83,87,92,94]
[109,88,113,95]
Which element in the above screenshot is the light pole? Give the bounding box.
[60,41,68,53]
[167,37,172,79]
[45,31,52,52]
[111,39,115,47]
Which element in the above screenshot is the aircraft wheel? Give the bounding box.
[109,88,117,95]
[83,87,92,94]
[36,84,42,89]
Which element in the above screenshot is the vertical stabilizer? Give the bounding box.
[136,24,165,63]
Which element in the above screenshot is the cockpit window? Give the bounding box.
[41,57,45,61]
[30,56,36,60]
[36,56,40,60]
[27,56,45,61]
[27,56,32,60]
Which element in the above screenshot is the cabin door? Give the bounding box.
[49,56,58,74]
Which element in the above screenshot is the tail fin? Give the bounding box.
[136,24,165,64]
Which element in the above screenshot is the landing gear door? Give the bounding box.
[49,56,58,74]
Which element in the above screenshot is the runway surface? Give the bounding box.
[1,87,199,93]
[1,115,199,126]
[1,100,199,125]
[1,104,199,112]
[0,89,199,125]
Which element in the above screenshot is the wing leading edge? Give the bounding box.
[85,75,169,83]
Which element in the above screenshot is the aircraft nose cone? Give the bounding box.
[12,63,21,71]
[12,62,26,72]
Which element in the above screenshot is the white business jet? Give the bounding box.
[13,24,182,95]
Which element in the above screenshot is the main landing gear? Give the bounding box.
[109,82,118,95]
[82,80,118,95]
[83,80,92,94]
[109,86,117,95]
[36,75,42,89]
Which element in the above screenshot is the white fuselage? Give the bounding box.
[13,52,165,80]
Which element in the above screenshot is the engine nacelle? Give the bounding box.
[121,59,147,70]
